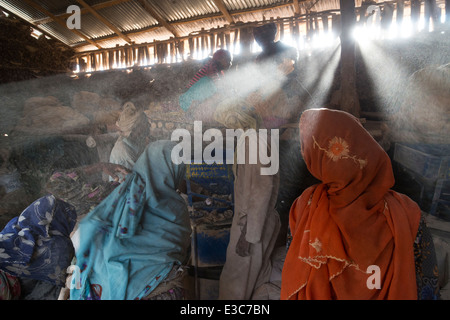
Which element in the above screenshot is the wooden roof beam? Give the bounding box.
[76,0,133,44]
[23,0,102,49]
[213,0,234,24]
[32,0,133,25]
[136,0,180,38]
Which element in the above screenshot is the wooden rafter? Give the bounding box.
[213,0,234,24]
[76,0,133,44]
[136,0,180,38]
[32,0,133,25]
[23,0,102,49]
[293,0,301,15]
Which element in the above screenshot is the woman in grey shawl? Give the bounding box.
[109,102,150,175]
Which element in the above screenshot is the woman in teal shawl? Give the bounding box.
[70,140,191,300]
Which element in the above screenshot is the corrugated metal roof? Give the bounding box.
[97,1,158,32]
[0,0,424,53]
[0,0,47,21]
[78,13,117,39]
[225,0,287,11]
[150,0,218,22]
[34,0,74,14]
[38,20,85,44]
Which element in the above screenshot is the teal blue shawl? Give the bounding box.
[70,141,190,300]
[179,76,217,111]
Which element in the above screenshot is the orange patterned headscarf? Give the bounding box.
[280,108,421,300]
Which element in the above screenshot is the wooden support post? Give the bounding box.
[115,47,120,67]
[210,33,216,54]
[279,21,284,41]
[293,0,301,16]
[239,26,253,56]
[396,0,405,26]
[225,32,231,50]
[447,0,450,25]
[322,13,329,32]
[102,51,108,69]
[339,0,360,117]
[188,37,194,58]
[411,0,421,32]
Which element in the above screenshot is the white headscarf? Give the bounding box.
[116,102,139,137]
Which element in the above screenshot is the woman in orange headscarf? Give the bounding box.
[281,108,439,300]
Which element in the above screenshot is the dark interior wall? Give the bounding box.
[0,15,75,84]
